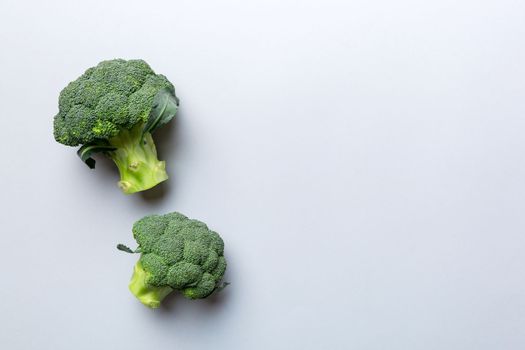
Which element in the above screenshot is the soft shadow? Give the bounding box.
[158,291,185,313]
[201,287,231,309]
[139,180,170,201]
[155,287,231,317]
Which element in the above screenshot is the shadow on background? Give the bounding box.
[152,286,231,319]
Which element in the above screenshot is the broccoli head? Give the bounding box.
[119,212,228,308]
[53,59,179,194]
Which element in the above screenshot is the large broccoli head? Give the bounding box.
[53,59,179,194]
[121,212,227,308]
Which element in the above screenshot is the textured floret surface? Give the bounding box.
[54,59,174,146]
[133,212,227,299]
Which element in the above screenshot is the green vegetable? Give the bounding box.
[119,212,228,308]
[53,59,179,194]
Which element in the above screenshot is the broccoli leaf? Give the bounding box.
[117,244,137,253]
[142,88,179,137]
[215,282,230,292]
[77,143,116,169]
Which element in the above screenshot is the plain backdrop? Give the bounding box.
[0,0,524,349]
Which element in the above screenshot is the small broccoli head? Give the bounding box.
[53,59,179,194]
[124,212,228,308]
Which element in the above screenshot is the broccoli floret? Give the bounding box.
[119,212,228,308]
[53,59,179,194]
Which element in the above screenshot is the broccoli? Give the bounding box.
[53,59,179,194]
[118,212,228,308]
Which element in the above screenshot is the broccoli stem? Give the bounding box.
[129,261,173,308]
[107,124,168,194]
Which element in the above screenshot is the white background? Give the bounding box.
[1,0,524,349]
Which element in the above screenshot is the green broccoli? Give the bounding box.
[118,212,228,308]
[53,59,179,194]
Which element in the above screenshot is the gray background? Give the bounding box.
[0,0,524,349]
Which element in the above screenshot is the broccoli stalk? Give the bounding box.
[129,261,173,308]
[107,124,167,194]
